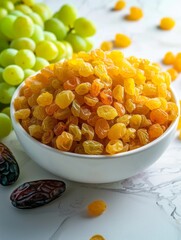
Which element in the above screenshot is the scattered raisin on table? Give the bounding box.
[87,200,107,217]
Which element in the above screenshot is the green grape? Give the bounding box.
[0,113,12,139]
[50,41,66,63]
[35,40,58,61]
[15,49,36,69]
[65,33,87,53]
[0,39,9,52]
[1,106,10,117]
[15,4,32,14]
[53,11,59,19]
[57,4,77,27]
[13,15,34,38]
[36,3,53,18]
[3,65,24,86]
[0,67,4,82]
[31,3,52,21]
[31,24,44,43]
[10,37,36,51]
[74,17,96,37]
[0,31,8,40]
[44,31,57,41]
[0,8,8,19]
[62,41,73,59]
[85,38,93,52]
[44,18,68,41]
[0,1,14,12]
[22,0,35,7]
[0,48,18,67]
[0,82,16,104]
[33,57,49,71]
[0,15,16,39]
[28,12,44,28]
[10,0,20,3]
[24,69,36,79]
[9,10,25,17]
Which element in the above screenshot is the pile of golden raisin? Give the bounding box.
[14,49,178,155]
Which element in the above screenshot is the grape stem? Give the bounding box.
[68,27,74,34]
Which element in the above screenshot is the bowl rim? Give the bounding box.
[10,81,179,160]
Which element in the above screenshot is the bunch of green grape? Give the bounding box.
[0,0,96,139]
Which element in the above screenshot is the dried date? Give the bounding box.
[0,143,20,186]
[10,179,66,209]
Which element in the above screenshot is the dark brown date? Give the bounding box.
[10,179,66,209]
[0,143,19,186]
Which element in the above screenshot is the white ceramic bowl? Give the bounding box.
[10,83,179,184]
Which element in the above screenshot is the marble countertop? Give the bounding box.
[1,0,181,239]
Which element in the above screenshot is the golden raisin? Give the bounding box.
[33,105,47,121]
[122,128,136,143]
[124,78,135,95]
[56,131,73,151]
[106,139,123,154]
[83,140,104,154]
[54,122,66,136]
[145,98,161,110]
[81,123,94,140]
[127,7,143,21]
[100,89,113,105]
[97,105,118,120]
[14,109,30,120]
[125,99,136,113]
[130,114,142,129]
[28,124,43,139]
[108,123,126,140]
[14,96,29,110]
[42,116,57,131]
[113,102,126,117]
[90,78,104,97]
[137,129,149,145]
[112,85,124,103]
[114,33,131,48]
[37,92,53,106]
[79,62,94,77]
[150,109,168,124]
[167,68,178,81]
[166,102,178,121]
[173,57,181,72]
[42,130,54,144]
[75,82,91,95]
[84,94,99,107]
[117,114,131,126]
[148,124,163,141]
[162,52,175,65]
[114,0,126,11]
[87,200,107,216]
[55,90,75,109]
[90,235,105,240]
[160,17,175,30]
[95,118,110,139]
[69,124,82,141]
[100,41,113,51]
